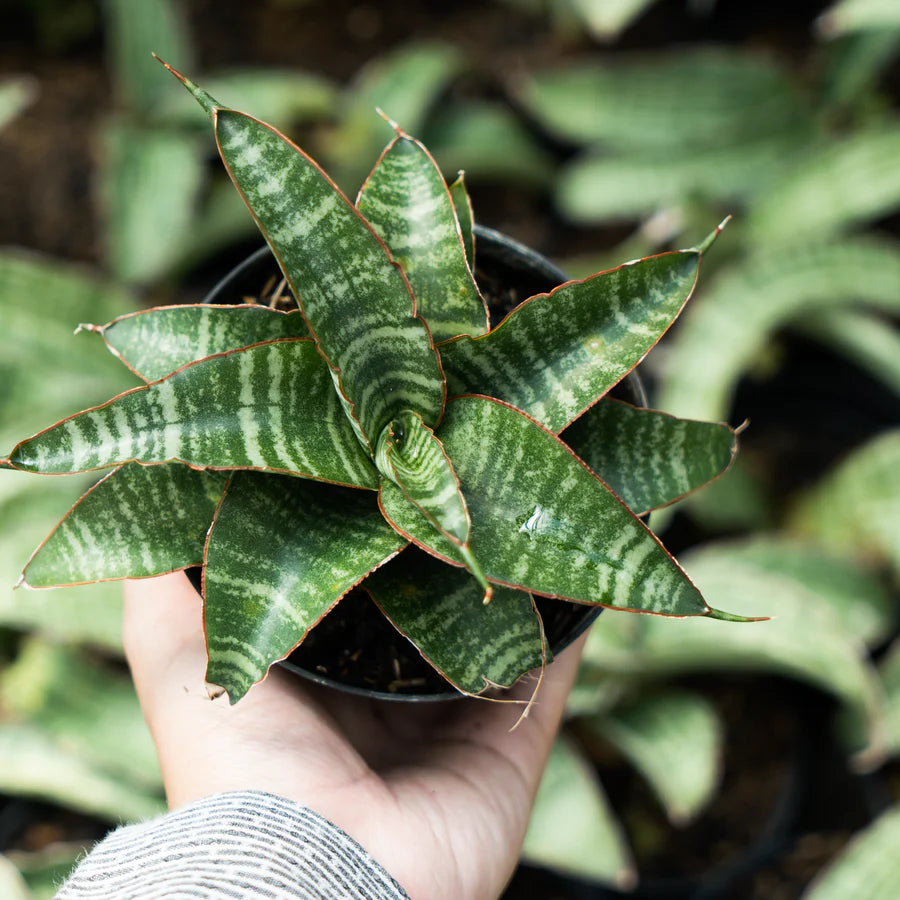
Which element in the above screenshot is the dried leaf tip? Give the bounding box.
[74,322,102,336]
[694,214,732,255]
[154,54,221,120]
[375,106,405,137]
[12,574,25,591]
[205,682,227,701]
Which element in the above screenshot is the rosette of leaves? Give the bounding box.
[0,61,747,704]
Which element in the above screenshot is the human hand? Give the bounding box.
[124,571,586,900]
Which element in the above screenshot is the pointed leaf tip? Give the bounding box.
[705,607,770,623]
[154,54,220,119]
[374,106,404,136]
[694,215,732,255]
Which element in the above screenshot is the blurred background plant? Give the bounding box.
[1,0,899,897]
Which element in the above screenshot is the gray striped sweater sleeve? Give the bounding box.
[55,791,410,899]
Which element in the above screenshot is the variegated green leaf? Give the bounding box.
[660,239,900,419]
[105,0,192,109]
[561,399,737,514]
[439,244,707,433]
[707,537,896,648]
[589,689,723,825]
[169,66,445,446]
[523,736,635,887]
[7,844,83,900]
[448,172,475,268]
[156,68,337,128]
[583,542,885,752]
[1,638,161,792]
[0,474,124,649]
[365,550,543,694]
[97,304,310,382]
[789,430,900,577]
[204,473,406,702]
[556,135,805,224]
[878,639,900,756]
[324,43,463,188]
[818,0,900,36]
[0,857,29,900]
[0,75,37,133]
[427,102,555,189]
[375,410,490,598]
[517,50,807,151]
[22,464,226,588]
[567,0,661,40]
[802,806,900,900]
[380,396,716,617]
[819,30,900,110]
[749,129,900,248]
[357,134,488,341]
[7,341,379,489]
[99,122,205,285]
[796,308,900,396]
[0,724,163,823]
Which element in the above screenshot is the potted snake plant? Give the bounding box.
[0,60,747,704]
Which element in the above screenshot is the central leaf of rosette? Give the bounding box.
[374,410,493,603]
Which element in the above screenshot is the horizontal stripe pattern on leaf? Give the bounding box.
[204,473,407,702]
[9,340,379,489]
[100,304,310,381]
[376,410,469,543]
[380,396,710,616]
[213,109,444,444]
[23,463,226,587]
[561,399,737,514]
[366,550,544,694]
[357,135,488,342]
[439,250,701,433]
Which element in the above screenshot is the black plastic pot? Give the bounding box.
[190,225,645,700]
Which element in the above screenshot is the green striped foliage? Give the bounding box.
[518,49,807,152]
[802,806,900,899]
[204,473,406,701]
[23,464,225,588]
[561,400,737,514]
[8,341,378,489]
[172,69,444,448]
[448,172,475,267]
[748,129,900,248]
[357,134,488,341]
[439,246,706,433]
[375,410,489,596]
[98,304,309,381]
[366,550,544,694]
[588,689,723,825]
[4,71,744,701]
[660,238,900,419]
[381,396,711,617]
[523,736,635,886]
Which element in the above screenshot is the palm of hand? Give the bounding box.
[125,573,583,900]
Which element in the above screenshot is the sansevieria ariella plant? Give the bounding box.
[1,59,750,703]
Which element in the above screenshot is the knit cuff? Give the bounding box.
[55,790,409,900]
